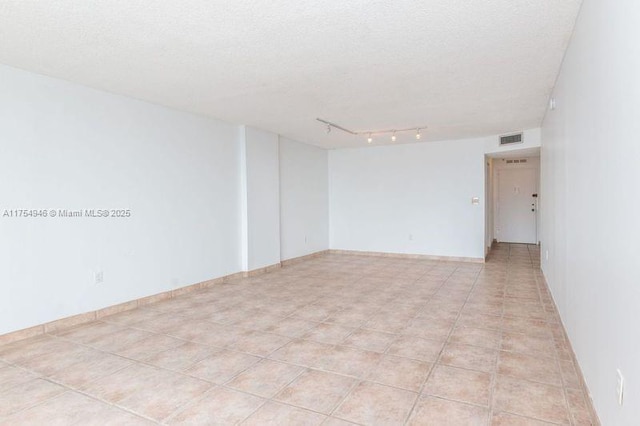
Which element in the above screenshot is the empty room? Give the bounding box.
[0,1,637,425]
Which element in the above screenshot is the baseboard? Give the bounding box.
[329,249,485,264]
[281,250,330,267]
[243,262,282,277]
[244,250,333,274]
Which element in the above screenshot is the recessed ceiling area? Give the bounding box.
[0,0,582,149]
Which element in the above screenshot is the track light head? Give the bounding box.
[367,133,373,143]
[391,131,397,142]
[416,129,421,140]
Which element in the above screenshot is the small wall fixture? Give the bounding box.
[317,118,428,144]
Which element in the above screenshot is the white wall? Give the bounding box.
[240,126,281,271]
[540,0,640,423]
[0,64,242,334]
[329,138,487,259]
[279,137,329,261]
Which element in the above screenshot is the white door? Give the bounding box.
[497,168,537,244]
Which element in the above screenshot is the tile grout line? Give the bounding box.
[487,242,510,424]
[327,263,443,424]
[402,264,481,425]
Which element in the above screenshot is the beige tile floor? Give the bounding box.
[0,244,598,425]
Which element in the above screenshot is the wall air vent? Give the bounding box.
[499,133,523,145]
[506,159,528,164]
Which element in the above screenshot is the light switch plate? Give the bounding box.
[471,197,480,205]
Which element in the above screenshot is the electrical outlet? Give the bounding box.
[545,250,549,260]
[94,270,104,285]
[409,234,413,241]
[617,369,624,406]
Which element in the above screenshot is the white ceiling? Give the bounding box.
[0,1,581,149]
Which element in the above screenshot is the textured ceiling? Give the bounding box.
[0,1,581,149]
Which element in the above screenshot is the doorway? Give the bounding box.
[485,149,540,250]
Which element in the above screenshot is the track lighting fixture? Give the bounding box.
[316,118,427,144]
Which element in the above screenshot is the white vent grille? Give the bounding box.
[506,159,528,164]
[500,133,523,145]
